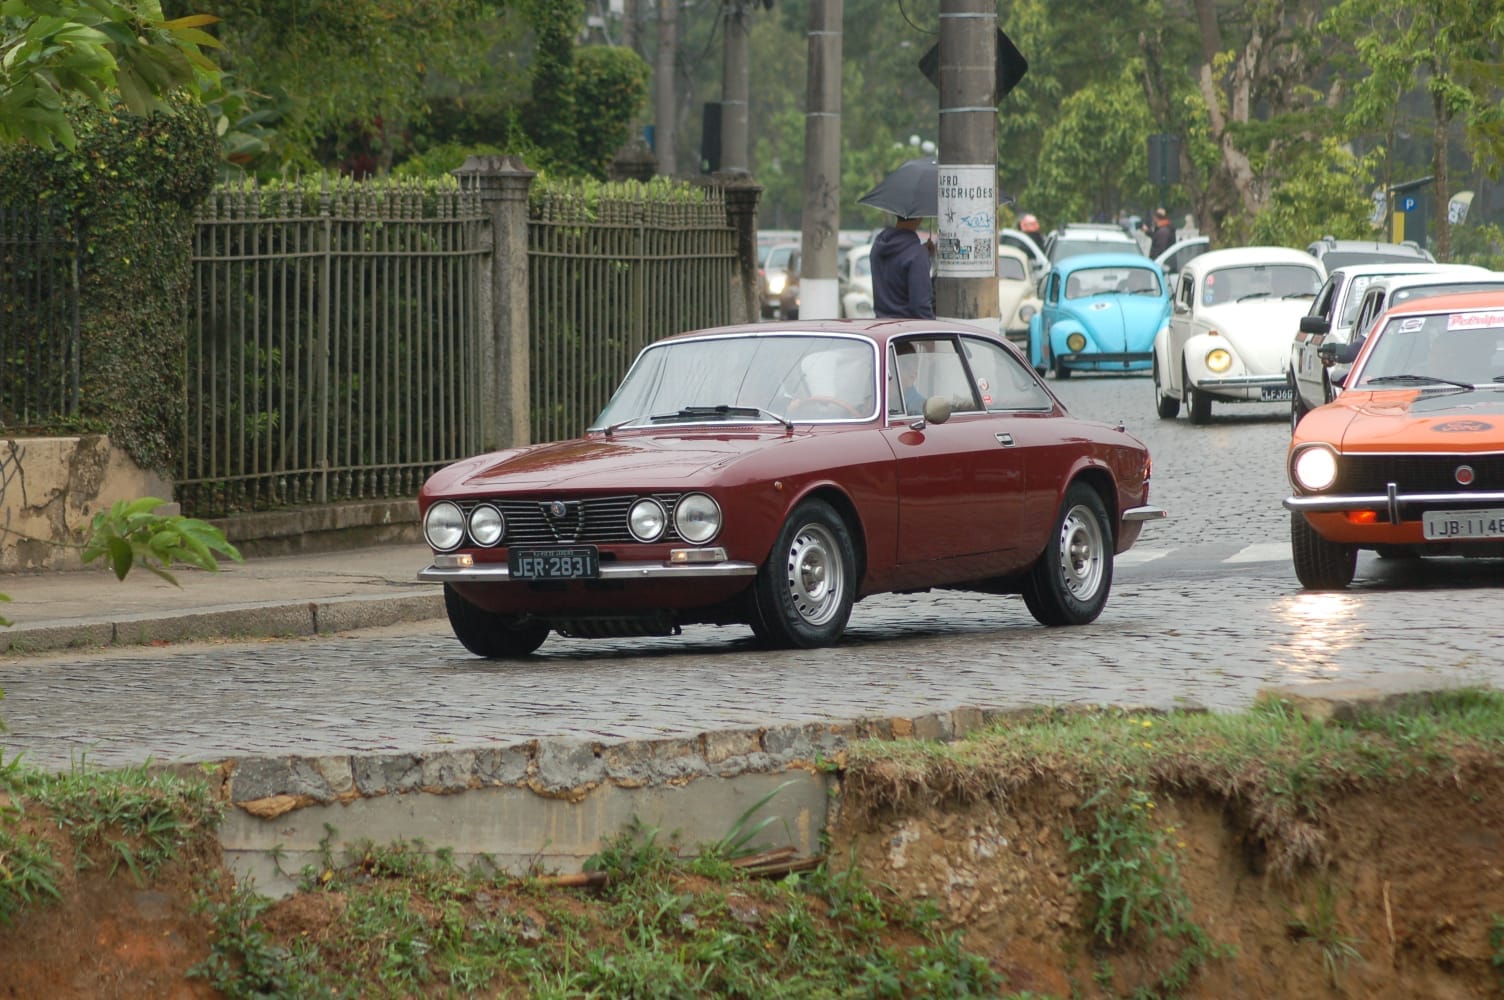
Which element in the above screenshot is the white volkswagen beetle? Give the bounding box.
[1152,246,1325,424]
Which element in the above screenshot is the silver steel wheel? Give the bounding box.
[1056,502,1107,601]
[782,521,846,627]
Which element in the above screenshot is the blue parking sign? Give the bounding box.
[1401,195,1418,212]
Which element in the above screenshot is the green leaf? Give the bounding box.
[106,535,133,581]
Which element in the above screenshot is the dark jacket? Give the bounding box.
[870,227,935,319]
[1148,221,1177,257]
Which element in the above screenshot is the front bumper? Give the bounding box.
[418,556,759,584]
[1285,487,1504,522]
[1058,351,1152,367]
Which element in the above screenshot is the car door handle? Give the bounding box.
[995,432,1015,446]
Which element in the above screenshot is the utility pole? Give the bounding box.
[654,0,678,175]
[797,0,842,318]
[933,0,997,322]
[719,0,750,174]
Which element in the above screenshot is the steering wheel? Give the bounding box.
[786,396,864,419]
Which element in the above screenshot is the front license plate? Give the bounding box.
[1261,385,1294,401]
[508,546,600,579]
[1422,509,1504,540]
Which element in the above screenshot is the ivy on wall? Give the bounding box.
[0,95,219,475]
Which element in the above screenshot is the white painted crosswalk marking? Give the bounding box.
[1118,549,1169,566]
[1226,542,1291,564]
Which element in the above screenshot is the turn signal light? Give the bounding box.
[1345,510,1379,525]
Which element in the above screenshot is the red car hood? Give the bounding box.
[430,431,794,494]
[1303,388,1504,452]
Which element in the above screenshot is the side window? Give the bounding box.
[1311,277,1336,319]
[961,337,1052,411]
[889,336,981,415]
[1177,273,1193,310]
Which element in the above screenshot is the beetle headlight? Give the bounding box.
[629,498,668,542]
[1291,445,1339,492]
[468,504,504,546]
[1066,332,1087,353]
[424,501,465,551]
[1205,348,1232,373]
[1018,303,1036,322]
[674,492,722,543]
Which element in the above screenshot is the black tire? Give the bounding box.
[1052,356,1073,380]
[750,499,856,648]
[1154,360,1180,419]
[1289,371,1309,433]
[443,584,550,658]
[1022,483,1114,627]
[1186,370,1212,424]
[1289,511,1356,590]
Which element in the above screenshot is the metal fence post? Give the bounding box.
[454,155,537,451]
[715,174,763,325]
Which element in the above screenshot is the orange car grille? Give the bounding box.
[1336,455,1504,493]
[457,494,688,545]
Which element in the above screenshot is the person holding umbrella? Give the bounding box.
[860,158,938,320]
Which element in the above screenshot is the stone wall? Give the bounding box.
[0,436,173,572]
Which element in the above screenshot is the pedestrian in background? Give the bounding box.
[1018,213,1045,252]
[1142,207,1176,257]
[871,216,935,319]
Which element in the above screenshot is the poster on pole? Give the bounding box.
[936,164,996,278]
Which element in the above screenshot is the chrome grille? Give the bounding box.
[458,493,686,545]
[1335,454,1504,493]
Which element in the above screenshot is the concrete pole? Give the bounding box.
[934,0,997,323]
[719,0,751,175]
[797,0,842,319]
[654,0,678,176]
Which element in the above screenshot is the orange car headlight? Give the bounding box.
[1291,445,1339,492]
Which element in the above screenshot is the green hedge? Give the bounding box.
[0,94,218,474]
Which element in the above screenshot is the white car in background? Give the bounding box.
[1153,246,1325,424]
[997,244,1041,346]
[840,242,875,318]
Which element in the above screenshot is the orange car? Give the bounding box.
[1285,288,1504,589]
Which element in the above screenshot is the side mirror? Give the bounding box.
[922,396,952,426]
[1318,341,1360,365]
[1299,315,1330,335]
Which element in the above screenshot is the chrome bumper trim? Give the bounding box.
[1194,375,1287,390]
[1283,489,1504,512]
[1122,505,1168,522]
[418,560,759,584]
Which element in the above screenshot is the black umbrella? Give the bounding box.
[858,158,937,219]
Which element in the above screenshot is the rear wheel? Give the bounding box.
[1022,483,1114,627]
[1289,511,1356,590]
[443,585,550,658]
[1154,360,1180,419]
[751,499,857,648]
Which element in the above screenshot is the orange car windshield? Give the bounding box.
[1356,310,1504,387]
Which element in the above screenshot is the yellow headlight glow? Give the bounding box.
[1205,348,1232,373]
[1066,332,1087,352]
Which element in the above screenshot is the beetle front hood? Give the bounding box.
[428,431,790,494]
[1203,299,1311,372]
[1063,296,1168,348]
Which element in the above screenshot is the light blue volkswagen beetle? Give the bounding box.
[1028,252,1171,378]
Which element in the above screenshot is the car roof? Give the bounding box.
[1054,251,1162,272]
[1326,262,1476,280]
[1359,267,1498,293]
[1184,245,1325,272]
[655,318,1011,351]
[1380,288,1504,317]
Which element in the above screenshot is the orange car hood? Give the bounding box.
[1306,388,1504,452]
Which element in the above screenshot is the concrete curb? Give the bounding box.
[1,592,445,656]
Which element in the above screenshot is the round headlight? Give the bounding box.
[674,492,722,543]
[468,504,504,546]
[424,501,465,551]
[767,274,787,295]
[629,498,667,542]
[1018,304,1036,322]
[1066,332,1088,353]
[1205,348,1232,373]
[1292,446,1339,492]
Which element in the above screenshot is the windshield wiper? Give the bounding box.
[1235,291,1271,302]
[1366,374,1474,390]
[649,404,794,430]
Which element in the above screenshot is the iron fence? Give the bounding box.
[529,189,736,443]
[180,180,488,516]
[0,205,80,427]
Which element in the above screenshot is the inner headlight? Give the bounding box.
[674,492,722,543]
[468,504,504,546]
[767,274,787,295]
[424,501,465,551]
[1066,332,1088,353]
[629,498,667,542]
[1205,348,1232,373]
[1292,446,1339,492]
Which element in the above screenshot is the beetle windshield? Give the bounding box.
[591,334,879,429]
[1063,266,1161,299]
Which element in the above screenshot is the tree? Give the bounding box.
[0,0,222,150]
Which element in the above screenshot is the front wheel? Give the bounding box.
[751,499,857,648]
[1289,511,1356,590]
[1051,355,1073,380]
[1022,483,1114,627]
[1154,361,1180,419]
[444,585,550,658]
[1289,372,1309,433]
[1186,371,1212,424]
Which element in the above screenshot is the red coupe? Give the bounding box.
[418,320,1165,657]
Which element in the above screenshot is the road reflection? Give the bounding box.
[1271,590,1363,679]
